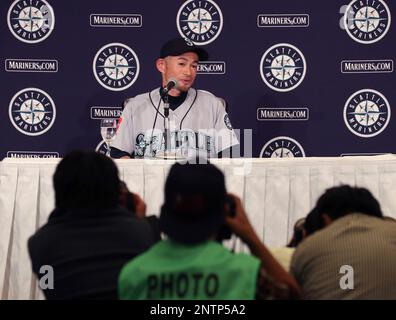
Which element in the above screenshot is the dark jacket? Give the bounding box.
[28,207,160,299]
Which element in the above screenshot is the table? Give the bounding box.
[2,155,396,299]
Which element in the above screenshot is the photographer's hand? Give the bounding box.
[224,194,257,244]
[133,193,147,218]
[225,193,301,299]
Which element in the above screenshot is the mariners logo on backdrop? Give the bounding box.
[257,107,309,121]
[90,14,142,28]
[260,43,306,92]
[344,0,391,44]
[7,0,55,44]
[260,136,305,158]
[344,89,390,138]
[93,43,140,91]
[197,61,226,74]
[257,14,309,28]
[6,151,59,158]
[5,59,58,72]
[90,106,122,119]
[341,59,393,73]
[9,88,56,136]
[177,0,223,45]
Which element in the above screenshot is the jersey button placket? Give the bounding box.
[169,112,178,130]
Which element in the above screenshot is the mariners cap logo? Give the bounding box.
[93,43,140,91]
[260,136,305,158]
[9,87,56,136]
[344,89,390,138]
[7,0,55,44]
[260,43,306,92]
[177,0,223,45]
[344,0,391,44]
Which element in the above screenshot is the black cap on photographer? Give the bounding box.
[160,162,226,244]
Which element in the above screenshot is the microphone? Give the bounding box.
[161,78,178,96]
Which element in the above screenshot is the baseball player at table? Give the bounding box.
[110,37,239,159]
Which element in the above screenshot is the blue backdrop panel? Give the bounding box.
[0,0,395,159]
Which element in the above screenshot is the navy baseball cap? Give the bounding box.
[159,38,209,61]
[159,162,226,244]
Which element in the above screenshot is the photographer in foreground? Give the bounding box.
[28,151,160,299]
[119,162,300,299]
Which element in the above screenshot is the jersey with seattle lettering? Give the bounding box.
[111,88,239,158]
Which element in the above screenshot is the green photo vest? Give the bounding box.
[119,239,260,299]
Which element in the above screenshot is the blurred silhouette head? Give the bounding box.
[53,150,120,211]
[303,206,323,236]
[159,162,227,244]
[315,185,383,227]
[287,217,306,247]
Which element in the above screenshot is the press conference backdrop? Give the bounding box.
[0,0,395,160]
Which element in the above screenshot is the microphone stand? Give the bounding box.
[163,93,171,157]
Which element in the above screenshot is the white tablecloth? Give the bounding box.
[1,155,396,299]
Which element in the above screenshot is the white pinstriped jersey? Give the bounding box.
[112,88,239,158]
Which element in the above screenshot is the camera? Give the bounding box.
[225,195,237,218]
[119,181,136,214]
[216,195,236,241]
